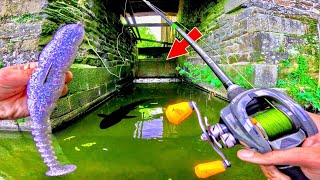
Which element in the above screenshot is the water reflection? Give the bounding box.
[134,107,164,139]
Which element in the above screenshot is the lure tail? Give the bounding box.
[31,119,76,176]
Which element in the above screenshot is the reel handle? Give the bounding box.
[278,166,309,180]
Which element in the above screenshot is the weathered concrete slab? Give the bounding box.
[254,64,278,88]
[134,59,178,78]
[224,0,249,13]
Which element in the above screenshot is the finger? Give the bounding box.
[260,165,290,180]
[23,62,38,70]
[10,62,38,71]
[0,62,38,85]
[0,66,34,86]
[61,85,68,97]
[237,148,320,167]
[65,71,73,84]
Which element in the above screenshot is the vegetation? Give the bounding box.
[277,20,319,112]
[176,62,223,88]
[136,27,161,48]
[10,14,42,23]
[277,55,320,112]
[176,62,254,89]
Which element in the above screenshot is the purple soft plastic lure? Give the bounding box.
[27,24,84,176]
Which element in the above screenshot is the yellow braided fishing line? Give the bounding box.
[254,109,293,139]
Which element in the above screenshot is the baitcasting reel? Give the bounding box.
[166,87,318,179]
[144,1,318,179]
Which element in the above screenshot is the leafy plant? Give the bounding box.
[176,61,256,89]
[136,27,161,48]
[277,55,320,112]
[176,62,223,88]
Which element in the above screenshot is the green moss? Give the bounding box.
[41,20,59,37]
[38,35,52,46]
[71,64,96,68]
[10,13,42,23]
[228,54,240,64]
[0,57,3,69]
[178,0,221,29]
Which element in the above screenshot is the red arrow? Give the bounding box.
[167,27,203,60]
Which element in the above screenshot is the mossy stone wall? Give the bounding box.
[178,0,319,96]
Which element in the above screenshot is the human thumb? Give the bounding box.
[237,147,320,167]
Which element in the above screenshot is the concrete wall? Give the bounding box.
[134,59,178,78]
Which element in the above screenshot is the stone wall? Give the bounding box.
[0,0,45,66]
[0,0,137,131]
[178,0,319,94]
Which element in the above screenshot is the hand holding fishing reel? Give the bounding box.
[166,87,318,179]
[143,0,318,179]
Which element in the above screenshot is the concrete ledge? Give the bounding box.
[224,0,248,13]
[134,59,178,78]
[134,78,181,83]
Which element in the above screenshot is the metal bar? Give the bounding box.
[142,0,234,89]
[128,1,141,39]
[125,23,171,27]
[137,38,173,45]
[122,13,138,39]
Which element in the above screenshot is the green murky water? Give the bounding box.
[0,83,264,179]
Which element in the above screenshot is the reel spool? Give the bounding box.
[251,108,294,141]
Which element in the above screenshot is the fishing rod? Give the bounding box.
[143,0,318,179]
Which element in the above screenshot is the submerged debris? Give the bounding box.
[81,142,96,147]
[64,136,76,141]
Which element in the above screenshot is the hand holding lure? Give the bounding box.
[27,23,84,176]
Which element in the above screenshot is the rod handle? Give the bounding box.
[278,166,309,180]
